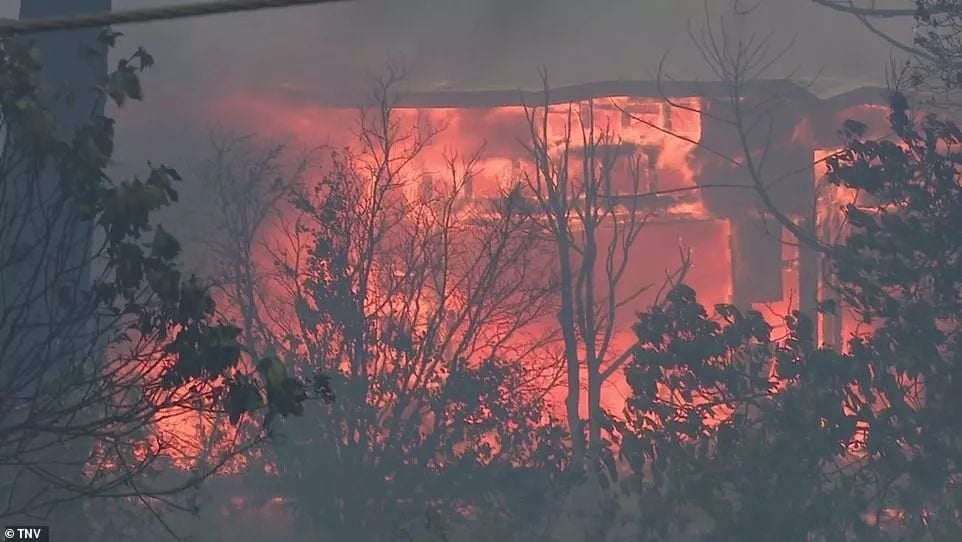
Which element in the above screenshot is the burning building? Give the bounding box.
[254,78,889,349]
[161,75,900,541]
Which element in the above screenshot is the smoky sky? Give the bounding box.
[6,0,912,94]
[5,0,914,169]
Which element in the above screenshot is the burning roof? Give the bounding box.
[274,78,889,113]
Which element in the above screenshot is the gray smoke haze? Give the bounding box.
[4,0,914,168]
[102,0,912,94]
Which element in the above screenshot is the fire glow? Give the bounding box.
[211,91,728,412]
[151,82,889,472]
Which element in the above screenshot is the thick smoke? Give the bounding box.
[109,0,911,95]
[7,0,912,173]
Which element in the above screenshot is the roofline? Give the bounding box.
[820,86,891,109]
[395,79,813,108]
[276,79,828,109]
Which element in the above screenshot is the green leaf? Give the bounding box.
[97,29,123,47]
[226,378,262,425]
[132,47,155,71]
[106,67,142,107]
[841,119,868,138]
[150,225,181,260]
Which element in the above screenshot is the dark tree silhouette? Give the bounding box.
[0,32,317,527]
[812,0,962,98]
[621,92,962,540]
[519,75,691,482]
[194,77,570,541]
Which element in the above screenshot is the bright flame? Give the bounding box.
[203,91,730,426]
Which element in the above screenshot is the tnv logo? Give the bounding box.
[3,526,48,541]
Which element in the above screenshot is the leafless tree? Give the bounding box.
[193,72,567,541]
[810,0,962,104]
[186,134,312,357]
[644,12,854,328]
[520,75,692,472]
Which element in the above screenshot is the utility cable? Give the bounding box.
[0,0,352,35]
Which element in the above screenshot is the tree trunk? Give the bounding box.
[556,240,585,468]
[582,222,602,464]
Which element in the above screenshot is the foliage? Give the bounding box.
[814,0,962,99]
[194,79,570,538]
[621,93,962,540]
[0,31,319,520]
[904,1,962,90]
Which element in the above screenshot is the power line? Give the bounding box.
[0,0,353,36]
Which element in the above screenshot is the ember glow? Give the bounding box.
[84,334,255,478]
[215,94,705,210]
[178,85,888,466]
[814,147,871,348]
[208,90,731,414]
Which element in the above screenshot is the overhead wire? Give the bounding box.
[0,0,352,35]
